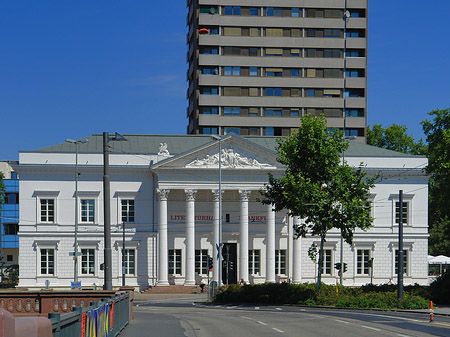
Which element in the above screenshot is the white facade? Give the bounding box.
[14,134,429,289]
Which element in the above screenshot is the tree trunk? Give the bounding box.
[316,236,325,291]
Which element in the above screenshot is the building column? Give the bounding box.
[157,189,170,286]
[212,189,223,284]
[184,189,197,286]
[239,190,251,283]
[266,204,276,283]
[293,216,302,284]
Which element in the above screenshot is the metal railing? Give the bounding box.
[49,292,130,337]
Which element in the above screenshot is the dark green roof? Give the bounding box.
[30,134,417,158]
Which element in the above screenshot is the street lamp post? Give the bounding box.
[122,222,126,287]
[210,135,222,286]
[339,3,351,287]
[66,138,88,286]
[103,132,127,290]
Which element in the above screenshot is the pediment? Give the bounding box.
[151,134,282,171]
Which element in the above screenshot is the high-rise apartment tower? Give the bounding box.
[187,0,368,140]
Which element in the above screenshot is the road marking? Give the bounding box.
[334,319,349,324]
[257,321,267,326]
[255,306,260,310]
[361,325,381,331]
[396,334,411,337]
[276,308,282,311]
[272,328,284,333]
[300,309,306,312]
[241,316,252,320]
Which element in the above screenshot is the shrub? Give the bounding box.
[214,282,429,309]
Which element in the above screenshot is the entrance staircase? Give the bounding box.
[140,285,201,294]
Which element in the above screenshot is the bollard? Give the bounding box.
[430,301,434,322]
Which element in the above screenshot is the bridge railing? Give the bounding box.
[48,292,129,337]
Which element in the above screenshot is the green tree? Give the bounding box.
[263,115,376,290]
[422,108,450,255]
[367,124,427,155]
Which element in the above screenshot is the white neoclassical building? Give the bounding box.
[13,134,429,289]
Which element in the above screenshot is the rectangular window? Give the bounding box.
[249,27,259,37]
[395,250,408,276]
[249,108,259,116]
[249,67,258,76]
[291,49,300,57]
[265,68,282,77]
[265,48,283,56]
[195,249,208,275]
[224,66,240,76]
[121,200,135,223]
[81,249,95,275]
[291,8,300,17]
[4,223,18,235]
[265,127,274,136]
[80,199,95,223]
[169,249,182,275]
[322,250,332,275]
[40,249,55,275]
[357,249,370,275]
[249,88,259,97]
[202,127,218,135]
[224,107,240,116]
[200,107,218,115]
[122,249,136,275]
[223,27,242,36]
[265,28,283,37]
[4,192,19,204]
[248,249,260,274]
[201,87,218,95]
[223,87,241,96]
[307,89,315,97]
[200,47,219,55]
[40,199,55,223]
[275,250,286,275]
[291,69,299,77]
[224,128,240,135]
[345,109,364,118]
[290,109,300,117]
[395,202,408,225]
[249,48,259,56]
[250,7,258,16]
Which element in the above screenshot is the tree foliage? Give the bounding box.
[422,108,450,255]
[367,124,427,155]
[263,115,376,289]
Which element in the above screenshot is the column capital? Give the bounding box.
[239,190,251,201]
[212,189,224,201]
[184,189,197,201]
[157,189,170,201]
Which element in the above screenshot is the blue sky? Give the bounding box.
[1,1,449,160]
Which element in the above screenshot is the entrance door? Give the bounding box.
[222,243,237,285]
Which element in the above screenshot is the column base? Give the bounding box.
[157,281,170,286]
[184,280,196,286]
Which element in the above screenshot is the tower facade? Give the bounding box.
[186,0,368,140]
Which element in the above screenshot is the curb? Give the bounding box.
[195,301,450,317]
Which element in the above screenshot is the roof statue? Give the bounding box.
[158,143,170,156]
[186,148,274,169]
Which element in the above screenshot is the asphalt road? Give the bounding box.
[121,297,450,337]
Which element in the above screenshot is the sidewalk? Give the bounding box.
[133,292,206,302]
